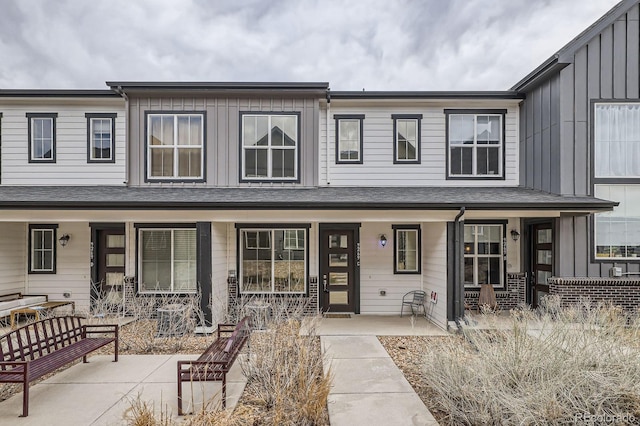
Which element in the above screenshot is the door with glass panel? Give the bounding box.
[531,223,553,308]
[96,229,126,303]
[320,228,357,313]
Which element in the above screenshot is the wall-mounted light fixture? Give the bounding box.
[59,234,70,247]
[510,229,520,242]
[379,234,388,248]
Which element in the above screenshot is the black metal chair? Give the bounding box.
[400,290,427,317]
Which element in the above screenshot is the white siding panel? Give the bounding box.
[1,100,126,185]
[321,103,519,187]
[0,223,27,295]
[27,222,91,311]
[359,223,423,315]
[211,222,229,323]
[422,222,448,330]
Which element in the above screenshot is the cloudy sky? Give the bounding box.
[0,0,623,91]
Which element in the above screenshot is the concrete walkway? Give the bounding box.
[0,354,247,425]
[321,332,439,425]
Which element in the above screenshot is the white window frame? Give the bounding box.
[241,113,299,181]
[463,223,505,288]
[239,228,307,294]
[146,113,204,181]
[284,229,305,250]
[447,112,504,178]
[138,228,197,294]
[29,225,57,274]
[393,225,421,274]
[244,230,271,249]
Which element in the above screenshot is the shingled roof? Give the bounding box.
[0,186,616,211]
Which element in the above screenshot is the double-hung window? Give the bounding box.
[146,113,204,181]
[139,228,197,293]
[86,113,116,163]
[464,223,505,288]
[334,114,364,164]
[29,224,57,274]
[446,110,505,178]
[393,225,421,274]
[241,113,299,181]
[239,227,308,294]
[27,113,57,163]
[392,114,422,164]
[593,102,640,259]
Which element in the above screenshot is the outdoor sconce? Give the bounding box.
[510,229,520,242]
[379,234,388,248]
[59,234,70,247]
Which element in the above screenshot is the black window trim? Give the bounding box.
[26,113,58,164]
[392,114,422,165]
[589,99,640,263]
[463,220,508,290]
[392,224,422,275]
[28,223,58,274]
[238,111,302,183]
[134,223,198,294]
[235,223,311,296]
[444,109,506,180]
[333,114,365,165]
[143,111,207,183]
[86,113,117,164]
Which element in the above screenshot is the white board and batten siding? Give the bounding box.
[358,223,447,328]
[0,223,27,296]
[320,102,519,187]
[26,222,91,312]
[0,99,126,185]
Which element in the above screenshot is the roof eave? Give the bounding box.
[330,91,525,100]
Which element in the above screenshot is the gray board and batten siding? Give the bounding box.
[516,0,640,277]
[118,84,326,188]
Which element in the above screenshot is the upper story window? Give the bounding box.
[464,223,505,288]
[146,113,204,181]
[594,102,640,260]
[392,114,422,164]
[86,113,117,163]
[445,110,505,179]
[241,113,299,182]
[334,114,364,164]
[29,224,58,274]
[393,225,421,274]
[27,113,57,163]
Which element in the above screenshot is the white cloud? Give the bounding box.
[0,0,622,90]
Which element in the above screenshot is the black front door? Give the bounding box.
[530,223,553,308]
[93,227,126,299]
[319,226,359,313]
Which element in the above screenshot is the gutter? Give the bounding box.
[326,89,331,185]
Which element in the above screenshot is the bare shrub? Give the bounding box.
[423,300,640,425]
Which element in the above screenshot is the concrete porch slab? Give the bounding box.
[315,315,448,336]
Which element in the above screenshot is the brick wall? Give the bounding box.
[465,272,526,311]
[548,277,640,311]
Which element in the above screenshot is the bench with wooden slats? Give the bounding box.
[177,316,250,415]
[0,315,118,417]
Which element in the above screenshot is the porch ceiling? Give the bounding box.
[0,186,615,212]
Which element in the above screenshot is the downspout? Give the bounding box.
[325,89,331,185]
[113,86,129,185]
[453,207,465,327]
